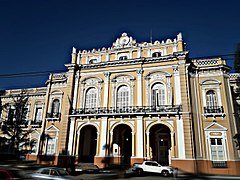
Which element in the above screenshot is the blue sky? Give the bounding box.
[0,0,239,89]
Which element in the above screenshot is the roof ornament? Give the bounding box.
[112,32,137,49]
[177,32,182,41]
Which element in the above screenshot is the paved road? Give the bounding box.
[73,172,173,180]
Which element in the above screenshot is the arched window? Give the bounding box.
[89,59,97,64]
[152,52,161,57]
[206,90,217,107]
[152,83,165,106]
[85,88,97,109]
[117,85,129,108]
[119,56,128,60]
[52,99,60,115]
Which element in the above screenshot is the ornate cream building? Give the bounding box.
[1,32,240,175]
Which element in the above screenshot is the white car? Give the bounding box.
[31,167,71,180]
[132,161,173,176]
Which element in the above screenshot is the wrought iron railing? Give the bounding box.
[204,106,224,113]
[31,120,42,127]
[46,112,61,118]
[73,105,182,115]
[212,161,227,168]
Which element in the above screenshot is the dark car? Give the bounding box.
[0,167,32,180]
[31,167,71,180]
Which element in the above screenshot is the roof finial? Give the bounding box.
[72,47,76,54]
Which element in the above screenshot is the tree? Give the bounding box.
[233,133,240,150]
[234,43,240,72]
[0,90,33,158]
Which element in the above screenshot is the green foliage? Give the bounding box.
[233,133,240,150]
[0,90,33,157]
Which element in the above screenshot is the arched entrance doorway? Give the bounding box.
[79,125,97,163]
[149,124,171,165]
[112,124,132,165]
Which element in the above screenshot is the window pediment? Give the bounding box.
[200,79,221,86]
[112,74,135,82]
[45,125,59,132]
[145,70,172,80]
[204,122,227,131]
[51,90,63,95]
[81,76,103,84]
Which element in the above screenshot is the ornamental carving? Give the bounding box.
[116,77,130,83]
[112,33,137,49]
[86,79,98,85]
[150,74,166,82]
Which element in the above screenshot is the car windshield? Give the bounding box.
[57,169,69,176]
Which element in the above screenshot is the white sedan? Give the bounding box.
[31,167,71,180]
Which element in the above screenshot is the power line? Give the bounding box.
[190,53,237,59]
[0,70,64,79]
[0,53,238,79]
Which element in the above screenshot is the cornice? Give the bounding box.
[80,52,188,70]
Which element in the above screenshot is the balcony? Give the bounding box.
[72,105,182,117]
[203,106,225,117]
[204,106,224,113]
[46,112,61,120]
[31,120,42,127]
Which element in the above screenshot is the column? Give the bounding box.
[202,88,206,106]
[163,47,167,55]
[170,132,175,157]
[80,84,85,109]
[99,117,108,156]
[109,131,113,155]
[129,50,132,59]
[148,48,151,57]
[167,77,171,105]
[173,66,181,105]
[136,116,144,158]
[137,48,142,58]
[130,80,134,107]
[75,132,80,156]
[106,53,110,61]
[67,117,76,155]
[146,132,150,158]
[67,74,80,155]
[131,132,135,157]
[176,115,186,158]
[136,69,143,107]
[96,132,100,155]
[216,87,222,106]
[103,72,110,108]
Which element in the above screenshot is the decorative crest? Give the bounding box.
[112,32,137,49]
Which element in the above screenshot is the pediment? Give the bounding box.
[30,129,40,139]
[200,79,221,86]
[204,122,227,131]
[46,125,59,132]
[81,76,103,84]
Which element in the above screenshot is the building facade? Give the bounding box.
[1,32,240,175]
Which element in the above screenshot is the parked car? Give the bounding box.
[0,167,32,179]
[31,167,71,180]
[132,161,173,176]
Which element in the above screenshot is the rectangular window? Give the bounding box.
[34,107,42,123]
[210,138,225,161]
[46,138,56,155]
[8,108,15,122]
